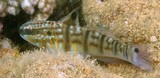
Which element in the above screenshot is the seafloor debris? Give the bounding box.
[150,36,157,43]
[0,0,20,17]
[0,37,19,58]
[20,0,39,14]
[0,48,19,58]
[20,0,56,20]
[0,0,57,20]
[0,0,81,20]
[32,0,56,20]
[1,38,12,49]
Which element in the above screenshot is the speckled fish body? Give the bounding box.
[19,8,152,71]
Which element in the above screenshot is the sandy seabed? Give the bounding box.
[0,49,121,78]
[0,47,159,78]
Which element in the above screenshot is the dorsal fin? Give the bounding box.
[60,7,80,25]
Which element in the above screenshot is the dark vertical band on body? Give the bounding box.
[83,30,89,53]
[121,44,125,58]
[125,45,128,60]
[112,40,118,55]
[99,34,105,54]
[122,44,128,60]
[64,25,70,51]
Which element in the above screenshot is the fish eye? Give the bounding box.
[134,47,139,53]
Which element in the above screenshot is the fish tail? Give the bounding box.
[133,52,153,71]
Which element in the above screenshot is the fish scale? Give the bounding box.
[19,7,152,71]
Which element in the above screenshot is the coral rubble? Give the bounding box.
[0,0,56,20]
[0,37,19,58]
[0,0,20,17]
[0,0,81,20]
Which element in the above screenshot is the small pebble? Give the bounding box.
[150,36,157,43]
[2,38,12,48]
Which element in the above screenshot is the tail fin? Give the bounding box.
[133,52,153,71]
[132,44,153,71]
